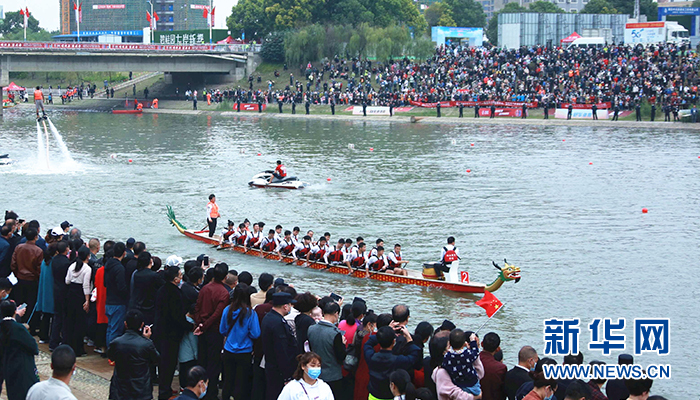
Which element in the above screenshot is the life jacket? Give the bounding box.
[310,246,327,260]
[296,244,311,258]
[280,239,295,254]
[442,246,459,263]
[328,250,344,263]
[223,229,236,241]
[275,164,287,177]
[34,90,43,101]
[388,251,402,268]
[351,251,366,268]
[368,256,385,271]
[262,238,276,252]
[208,201,220,219]
[236,234,248,245]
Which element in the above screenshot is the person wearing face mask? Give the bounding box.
[505,346,539,400]
[277,352,335,400]
[307,300,347,399]
[173,366,209,400]
[261,292,299,400]
[521,359,558,400]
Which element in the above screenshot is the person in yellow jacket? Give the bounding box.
[206,194,220,238]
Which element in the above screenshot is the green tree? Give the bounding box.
[486,2,526,45]
[227,0,268,39]
[261,31,285,62]
[527,1,564,13]
[608,0,657,20]
[0,11,41,35]
[443,0,486,27]
[346,23,372,57]
[580,0,618,14]
[264,0,313,31]
[411,35,436,60]
[424,2,455,27]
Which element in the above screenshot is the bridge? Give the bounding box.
[0,41,262,88]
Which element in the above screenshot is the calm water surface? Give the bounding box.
[1,109,698,397]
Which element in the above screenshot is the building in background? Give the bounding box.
[479,0,589,20]
[154,0,209,31]
[498,13,628,48]
[154,28,227,44]
[0,5,4,20]
[57,0,210,41]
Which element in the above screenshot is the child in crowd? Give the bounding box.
[442,329,481,395]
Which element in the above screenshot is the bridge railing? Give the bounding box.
[0,41,261,53]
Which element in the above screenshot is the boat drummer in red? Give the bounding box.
[269,160,287,183]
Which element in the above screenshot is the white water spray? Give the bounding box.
[47,119,75,163]
[36,122,49,169]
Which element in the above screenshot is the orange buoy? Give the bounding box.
[562,139,566,142]
[128,159,133,163]
[466,169,471,173]
[257,153,261,156]
[327,178,331,181]
[642,208,648,213]
[589,162,593,165]
[369,148,374,151]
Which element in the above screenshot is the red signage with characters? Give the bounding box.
[233,103,266,111]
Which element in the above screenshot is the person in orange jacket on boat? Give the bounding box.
[269,160,287,183]
[206,194,220,238]
[136,102,144,111]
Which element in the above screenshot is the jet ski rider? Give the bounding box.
[269,160,287,183]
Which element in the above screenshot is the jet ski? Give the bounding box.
[0,154,12,166]
[248,170,307,189]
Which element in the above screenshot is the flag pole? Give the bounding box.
[209,0,213,43]
[24,0,27,42]
[475,303,505,335]
[77,3,81,43]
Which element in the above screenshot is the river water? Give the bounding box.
[1,109,698,397]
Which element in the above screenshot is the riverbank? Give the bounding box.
[6,99,699,130]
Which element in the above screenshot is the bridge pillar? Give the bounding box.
[164,73,173,84]
[246,52,255,77]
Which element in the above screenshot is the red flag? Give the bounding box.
[153,11,159,21]
[210,6,215,27]
[79,3,82,23]
[476,291,503,318]
[146,11,151,23]
[202,7,208,19]
[19,8,25,16]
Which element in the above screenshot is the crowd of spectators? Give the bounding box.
[194,42,699,116]
[0,210,666,400]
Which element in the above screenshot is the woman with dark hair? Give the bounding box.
[278,352,334,400]
[390,369,418,400]
[35,242,58,343]
[0,300,39,400]
[294,291,318,354]
[219,282,261,400]
[64,246,92,356]
[521,360,558,400]
[431,331,484,400]
[353,312,378,400]
[338,300,367,345]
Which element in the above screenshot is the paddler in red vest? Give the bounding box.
[221,220,236,243]
[325,239,346,265]
[269,160,287,183]
[275,230,296,261]
[206,194,220,238]
[34,86,47,120]
[440,236,461,282]
[366,246,389,274]
[386,244,409,276]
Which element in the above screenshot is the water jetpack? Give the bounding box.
[0,154,13,166]
[248,170,307,189]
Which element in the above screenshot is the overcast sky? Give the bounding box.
[0,0,237,32]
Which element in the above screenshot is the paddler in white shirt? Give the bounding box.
[386,244,409,276]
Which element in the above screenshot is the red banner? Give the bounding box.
[479,108,523,118]
[233,103,266,111]
[410,100,538,108]
[0,41,218,51]
[560,102,611,109]
[626,22,665,29]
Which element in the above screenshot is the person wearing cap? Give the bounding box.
[206,194,220,239]
[261,292,299,400]
[269,160,288,183]
[606,354,633,400]
[60,221,72,235]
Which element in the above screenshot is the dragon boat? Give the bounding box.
[167,206,521,294]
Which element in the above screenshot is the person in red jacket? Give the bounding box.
[479,332,507,400]
[269,160,287,183]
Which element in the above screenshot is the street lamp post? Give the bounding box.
[147,0,154,43]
